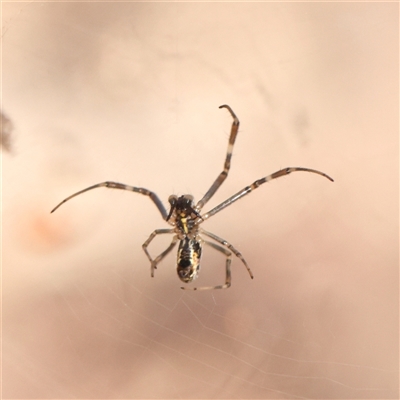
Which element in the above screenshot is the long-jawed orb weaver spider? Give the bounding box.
[51,105,333,290]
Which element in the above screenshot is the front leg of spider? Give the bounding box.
[51,105,333,290]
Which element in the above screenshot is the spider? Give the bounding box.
[51,105,333,290]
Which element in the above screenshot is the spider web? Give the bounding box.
[2,2,398,399]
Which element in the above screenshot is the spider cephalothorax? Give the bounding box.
[167,195,202,237]
[51,105,333,290]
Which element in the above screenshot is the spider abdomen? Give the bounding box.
[177,237,202,284]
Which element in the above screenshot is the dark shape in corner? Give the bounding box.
[1,110,13,152]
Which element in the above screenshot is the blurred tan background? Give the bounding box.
[2,2,398,398]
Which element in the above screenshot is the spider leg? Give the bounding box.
[142,229,177,277]
[200,228,254,279]
[201,167,334,221]
[51,181,168,220]
[196,105,240,210]
[181,240,232,290]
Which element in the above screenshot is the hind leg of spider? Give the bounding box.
[51,181,168,220]
[142,229,176,277]
[200,228,254,279]
[181,240,232,290]
[196,105,240,210]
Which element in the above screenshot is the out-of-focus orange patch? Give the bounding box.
[224,306,255,340]
[17,208,77,254]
